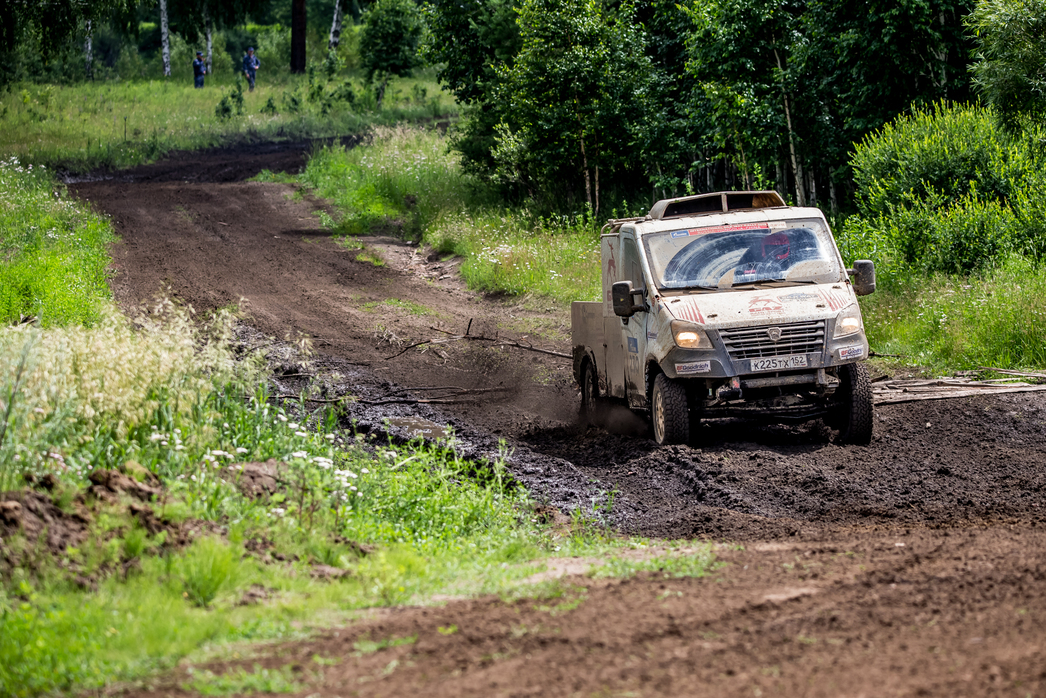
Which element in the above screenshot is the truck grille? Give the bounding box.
[719,320,826,360]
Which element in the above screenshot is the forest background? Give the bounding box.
[1,0,1046,694]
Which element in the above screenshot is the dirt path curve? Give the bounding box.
[71,144,1046,696]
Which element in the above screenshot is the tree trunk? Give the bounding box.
[159,0,171,77]
[829,179,838,217]
[579,136,592,211]
[329,0,343,50]
[205,11,213,74]
[291,0,307,73]
[773,48,804,206]
[84,20,92,79]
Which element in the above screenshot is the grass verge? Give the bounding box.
[1,70,455,172]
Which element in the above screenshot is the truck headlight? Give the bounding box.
[834,306,863,338]
[671,320,709,349]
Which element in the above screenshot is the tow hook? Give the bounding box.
[716,376,742,402]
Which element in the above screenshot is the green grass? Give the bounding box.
[183,664,305,696]
[0,69,456,172]
[0,159,114,325]
[362,298,433,315]
[299,127,610,305]
[0,174,666,696]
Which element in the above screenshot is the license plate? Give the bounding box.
[749,354,808,372]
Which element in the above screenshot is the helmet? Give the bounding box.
[761,232,790,261]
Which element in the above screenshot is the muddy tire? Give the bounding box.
[579,360,603,427]
[652,373,689,445]
[836,362,874,445]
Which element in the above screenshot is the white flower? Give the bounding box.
[288,423,300,430]
[295,431,308,437]
[291,450,308,458]
[361,468,369,474]
[236,447,249,454]
[149,433,165,442]
[277,414,288,422]
[174,445,184,451]
[325,434,336,441]
[161,441,169,446]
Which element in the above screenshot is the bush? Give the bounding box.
[178,537,238,607]
[851,102,1029,219]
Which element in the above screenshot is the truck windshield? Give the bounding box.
[642,219,843,290]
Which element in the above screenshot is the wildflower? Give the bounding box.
[277,414,288,422]
[295,431,308,437]
[288,423,300,429]
[236,447,249,454]
[325,434,336,441]
[361,468,369,474]
[149,433,165,442]
[291,450,308,458]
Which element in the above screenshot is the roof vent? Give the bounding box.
[648,190,786,220]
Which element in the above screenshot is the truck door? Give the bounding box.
[621,233,648,408]
[601,232,626,398]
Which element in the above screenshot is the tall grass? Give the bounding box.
[0,70,456,172]
[0,158,114,325]
[299,126,611,305]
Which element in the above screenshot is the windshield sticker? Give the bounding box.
[676,361,711,374]
[647,331,658,340]
[627,337,639,353]
[748,296,784,313]
[670,223,771,238]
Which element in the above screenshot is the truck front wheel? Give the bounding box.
[652,373,689,445]
[835,362,874,445]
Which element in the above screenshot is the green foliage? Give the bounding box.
[967,0,1046,126]
[0,74,457,173]
[178,537,239,607]
[491,0,655,212]
[840,103,1046,279]
[860,257,1046,371]
[184,664,304,695]
[360,0,425,106]
[592,546,715,579]
[0,160,115,325]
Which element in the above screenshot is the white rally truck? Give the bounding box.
[571,190,877,445]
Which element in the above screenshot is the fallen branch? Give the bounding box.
[275,394,354,404]
[386,332,571,360]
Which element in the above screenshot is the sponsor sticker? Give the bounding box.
[627,336,639,353]
[839,346,864,360]
[675,361,711,375]
[647,331,658,340]
[669,223,771,238]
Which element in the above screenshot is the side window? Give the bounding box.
[623,237,644,291]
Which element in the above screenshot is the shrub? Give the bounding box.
[178,537,238,608]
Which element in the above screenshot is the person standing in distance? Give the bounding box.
[193,51,207,88]
[242,47,260,91]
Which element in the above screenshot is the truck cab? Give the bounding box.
[571,190,876,445]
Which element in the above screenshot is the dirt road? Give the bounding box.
[72,145,1046,697]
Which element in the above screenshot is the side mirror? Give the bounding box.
[848,260,876,296]
[612,281,645,317]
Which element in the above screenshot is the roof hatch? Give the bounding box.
[648,191,786,220]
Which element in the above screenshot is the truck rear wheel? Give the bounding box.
[836,362,874,444]
[652,373,689,445]
[579,360,602,426]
